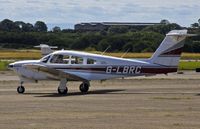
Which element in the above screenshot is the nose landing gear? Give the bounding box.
[17,82,25,94]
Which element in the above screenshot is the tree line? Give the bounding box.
[0,19,200,53]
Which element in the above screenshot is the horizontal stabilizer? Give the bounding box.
[34,44,58,57]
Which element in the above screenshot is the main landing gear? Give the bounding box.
[17,82,25,94]
[57,78,68,95]
[57,78,90,95]
[58,87,68,94]
[79,82,90,93]
[16,80,90,95]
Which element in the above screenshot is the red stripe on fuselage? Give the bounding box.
[141,67,177,74]
[55,67,177,74]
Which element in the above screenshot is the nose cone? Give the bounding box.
[8,63,14,70]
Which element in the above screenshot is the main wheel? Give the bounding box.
[17,86,25,94]
[58,87,68,95]
[79,82,90,93]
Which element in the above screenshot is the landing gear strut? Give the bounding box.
[79,82,90,93]
[58,78,68,95]
[17,82,25,94]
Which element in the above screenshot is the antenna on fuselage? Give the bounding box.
[121,48,130,58]
[101,45,111,55]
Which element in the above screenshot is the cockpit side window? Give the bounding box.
[62,55,70,64]
[87,58,97,64]
[71,56,83,64]
[50,54,70,64]
[50,55,62,63]
[41,55,50,63]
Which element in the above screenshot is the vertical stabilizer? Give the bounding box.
[150,30,191,67]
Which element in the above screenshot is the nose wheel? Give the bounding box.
[17,86,25,94]
[17,81,25,94]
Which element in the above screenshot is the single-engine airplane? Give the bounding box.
[8,30,194,94]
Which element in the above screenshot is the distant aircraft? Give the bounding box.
[8,30,195,94]
[34,44,57,56]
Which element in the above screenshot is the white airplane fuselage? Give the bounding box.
[8,30,192,94]
[10,54,176,82]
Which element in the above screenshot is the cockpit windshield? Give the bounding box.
[40,55,51,63]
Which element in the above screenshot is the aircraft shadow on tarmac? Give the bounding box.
[23,89,126,97]
[195,93,200,96]
[22,88,200,97]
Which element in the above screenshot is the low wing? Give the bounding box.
[23,64,87,81]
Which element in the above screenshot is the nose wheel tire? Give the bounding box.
[58,87,68,95]
[17,86,25,94]
[79,82,90,93]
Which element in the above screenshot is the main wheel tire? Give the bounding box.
[17,86,25,94]
[58,87,68,95]
[79,82,89,93]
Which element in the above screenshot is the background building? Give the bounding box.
[75,22,163,31]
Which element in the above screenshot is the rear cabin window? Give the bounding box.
[71,56,83,64]
[87,58,97,64]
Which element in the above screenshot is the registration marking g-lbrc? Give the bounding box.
[106,66,141,74]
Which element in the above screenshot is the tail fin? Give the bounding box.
[150,30,194,67]
[34,44,57,57]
